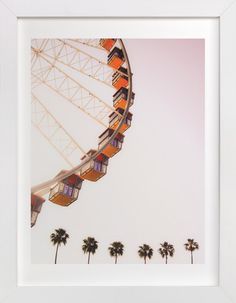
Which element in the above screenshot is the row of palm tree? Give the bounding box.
[50,228,199,264]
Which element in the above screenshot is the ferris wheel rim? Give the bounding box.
[31,38,133,195]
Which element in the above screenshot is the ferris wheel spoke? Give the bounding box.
[32,74,43,89]
[31,52,37,68]
[33,39,127,87]
[39,39,49,52]
[69,39,105,51]
[31,51,123,127]
[39,39,114,88]
[32,72,108,128]
[32,93,87,167]
[55,53,112,88]
[61,39,128,75]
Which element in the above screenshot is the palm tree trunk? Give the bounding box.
[115,254,117,264]
[165,255,168,264]
[88,252,91,264]
[54,242,59,264]
[144,257,146,264]
[191,251,193,264]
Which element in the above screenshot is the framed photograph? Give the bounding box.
[0,0,236,302]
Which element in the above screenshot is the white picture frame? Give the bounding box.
[0,0,236,302]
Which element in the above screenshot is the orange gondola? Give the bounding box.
[108,47,125,69]
[98,128,124,158]
[109,108,133,133]
[112,67,129,90]
[99,38,117,51]
[113,87,135,110]
[80,150,109,181]
[49,171,83,206]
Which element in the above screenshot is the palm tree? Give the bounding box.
[184,239,199,264]
[82,237,98,264]
[50,228,69,264]
[138,244,153,264]
[158,241,175,264]
[108,242,124,264]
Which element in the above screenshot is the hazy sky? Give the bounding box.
[31,39,205,264]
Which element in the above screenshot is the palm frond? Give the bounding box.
[108,242,124,258]
[50,228,69,246]
[184,239,199,251]
[82,237,99,255]
[138,244,153,260]
[159,242,175,258]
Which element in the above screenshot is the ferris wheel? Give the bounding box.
[30,39,134,227]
